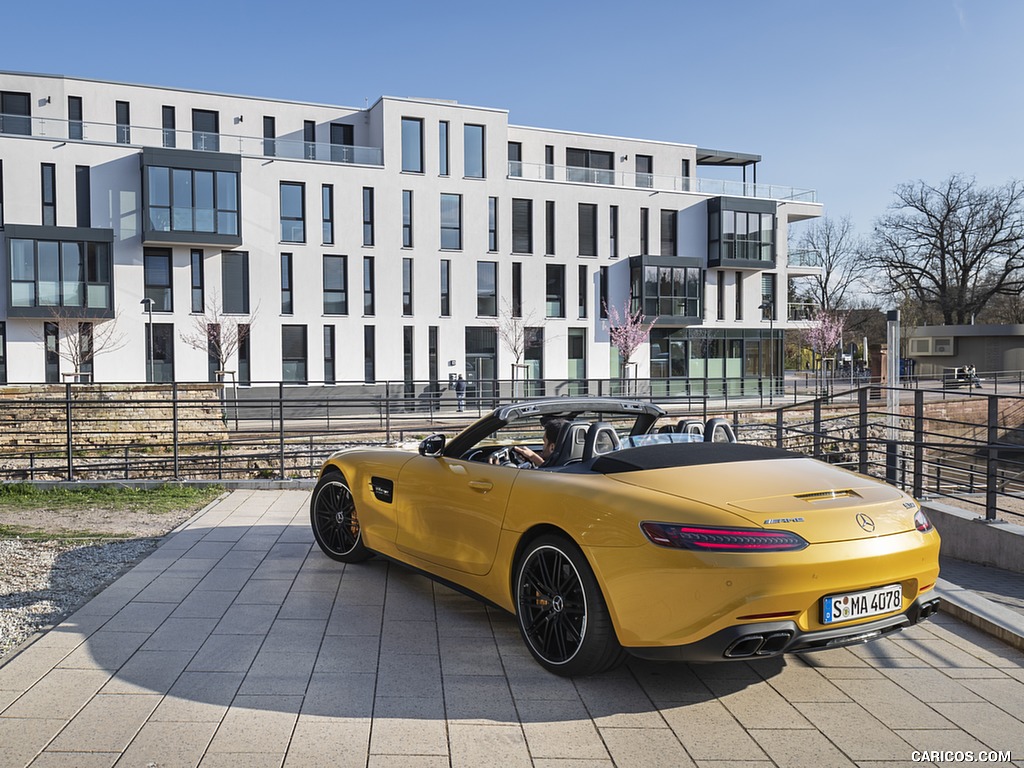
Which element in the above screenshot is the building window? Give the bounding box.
[8,233,113,314]
[735,271,743,320]
[546,264,565,318]
[440,193,462,249]
[466,326,497,400]
[716,270,725,321]
[329,123,353,162]
[192,109,219,151]
[323,254,348,315]
[578,203,597,257]
[512,199,533,254]
[544,144,554,180]
[68,96,83,140]
[568,328,586,384]
[660,210,677,256]
[525,327,544,395]
[636,264,702,317]
[600,266,608,318]
[464,124,485,178]
[635,155,653,188]
[44,321,59,383]
[761,274,776,320]
[566,148,613,184]
[0,91,31,136]
[282,325,308,383]
[364,326,375,383]
[0,160,4,228]
[143,249,173,312]
[578,265,588,318]
[402,117,424,173]
[280,252,293,315]
[512,262,522,318]
[403,326,414,397]
[362,187,374,246]
[323,325,336,385]
[0,322,6,383]
[157,105,175,148]
[508,142,522,177]
[145,164,240,238]
[263,115,276,157]
[75,166,90,228]
[440,259,451,317]
[115,101,130,144]
[280,182,305,243]
[190,250,204,313]
[303,120,316,160]
[402,190,413,247]
[640,207,650,254]
[609,205,619,258]
[41,164,56,226]
[477,261,497,317]
[711,207,776,263]
[438,120,450,176]
[488,197,498,252]
[238,323,250,385]
[363,255,375,315]
[322,185,334,244]
[402,257,414,315]
[145,323,175,383]
[222,251,249,314]
[207,323,220,383]
[428,326,439,389]
[545,201,556,255]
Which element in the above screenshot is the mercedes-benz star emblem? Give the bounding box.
[856,513,876,532]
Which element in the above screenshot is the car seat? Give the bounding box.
[582,422,620,461]
[543,420,590,467]
[704,417,737,443]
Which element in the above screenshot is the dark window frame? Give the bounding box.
[322,254,348,316]
[280,181,305,243]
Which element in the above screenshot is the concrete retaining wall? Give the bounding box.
[923,499,1024,573]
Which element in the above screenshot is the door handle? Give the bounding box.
[468,480,493,492]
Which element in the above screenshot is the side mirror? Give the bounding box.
[419,433,446,457]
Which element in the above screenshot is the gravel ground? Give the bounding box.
[0,537,160,659]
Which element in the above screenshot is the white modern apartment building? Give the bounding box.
[0,71,822,395]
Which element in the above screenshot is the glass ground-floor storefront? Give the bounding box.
[649,326,782,397]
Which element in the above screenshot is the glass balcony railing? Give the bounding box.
[1,113,384,166]
[511,161,816,203]
[788,302,819,321]
[788,249,823,268]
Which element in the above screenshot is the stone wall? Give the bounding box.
[0,384,228,449]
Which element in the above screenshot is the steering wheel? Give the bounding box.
[491,446,515,466]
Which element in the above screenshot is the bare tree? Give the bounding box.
[604,301,654,379]
[179,292,257,380]
[795,215,863,311]
[42,308,127,380]
[492,300,546,395]
[868,174,1024,324]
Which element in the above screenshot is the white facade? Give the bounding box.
[0,71,823,388]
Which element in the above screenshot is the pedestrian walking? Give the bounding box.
[455,375,466,412]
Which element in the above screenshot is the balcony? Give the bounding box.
[0,114,384,166]
[788,249,823,269]
[788,302,819,322]
[510,161,816,203]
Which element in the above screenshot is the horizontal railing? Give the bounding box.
[788,249,823,268]
[511,162,817,202]
[0,113,384,166]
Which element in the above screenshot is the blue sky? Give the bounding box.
[5,0,1022,238]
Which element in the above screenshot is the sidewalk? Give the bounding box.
[1,489,1023,767]
[935,555,1024,652]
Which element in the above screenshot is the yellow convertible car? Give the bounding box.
[311,398,940,676]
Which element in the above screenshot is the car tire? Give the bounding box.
[310,469,373,563]
[514,534,625,676]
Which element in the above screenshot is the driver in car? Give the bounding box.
[490,418,566,468]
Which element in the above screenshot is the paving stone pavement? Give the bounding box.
[1,489,1023,768]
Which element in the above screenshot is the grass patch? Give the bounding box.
[0,484,224,515]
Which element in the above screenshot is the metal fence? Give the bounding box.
[2,378,1023,523]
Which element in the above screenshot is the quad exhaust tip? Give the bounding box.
[724,630,794,658]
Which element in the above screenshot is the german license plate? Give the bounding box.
[822,584,902,624]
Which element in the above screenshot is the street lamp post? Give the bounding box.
[758,301,774,405]
[140,297,154,383]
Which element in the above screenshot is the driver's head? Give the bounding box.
[541,418,567,457]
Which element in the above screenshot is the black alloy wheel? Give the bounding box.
[514,534,623,676]
[310,470,372,563]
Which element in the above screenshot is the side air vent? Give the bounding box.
[795,489,859,502]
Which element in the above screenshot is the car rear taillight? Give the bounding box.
[640,522,809,552]
[914,509,933,532]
